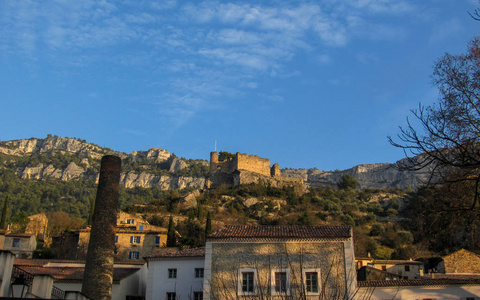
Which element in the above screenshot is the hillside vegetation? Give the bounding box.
[0,136,476,260]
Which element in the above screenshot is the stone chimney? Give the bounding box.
[81,155,121,300]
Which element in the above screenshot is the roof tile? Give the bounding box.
[208,225,351,239]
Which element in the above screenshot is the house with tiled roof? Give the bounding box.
[0,231,36,258]
[203,225,357,300]
[356,256,424,280]
[52,211,170,261]
[7,255,147,300]
[145,247,205,300]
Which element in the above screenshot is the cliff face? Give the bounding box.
[281,160,431,189]
[0,136,427,190]
[0,136,206,190]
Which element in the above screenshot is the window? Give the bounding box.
[195,268,204,278]
[237,268,257,296]
[305,271,319,294]
[381,265,387,271]
[166,292,175,300]
[271,269,290,296]
[275,272,287,293]
[193,292,203,300]
[130,236,141,244]
[127,219,135,224]
[155,236,161,245]
[12,238,20,248]
[404,265,410,272]
[168,268,177,278]
[115,235,118,243]
[128,251,139,259]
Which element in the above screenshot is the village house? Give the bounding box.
[356,256,424,280]
[0,250,147,300]
[145,247,205,300]
[53,211,169,261]
[203,225,357,299]
[0,231,36,258]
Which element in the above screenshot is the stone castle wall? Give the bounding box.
[235,153,271,177]
[209,151,305,193]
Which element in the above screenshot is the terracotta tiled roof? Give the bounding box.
[15,265,139,283]
[368,259,423,265]
[5,233,34,238]
[208,225,351,239]
[145,247,205,260]
[358,278,480,287]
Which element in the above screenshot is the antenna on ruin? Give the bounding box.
[215,140,217,152]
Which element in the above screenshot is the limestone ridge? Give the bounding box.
[0,136,206,190]
[281,159,432,189]
[0,136,428,190]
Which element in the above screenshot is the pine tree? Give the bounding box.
[0,195,8,229]
[167,215,176,247]
[205,211,212,237]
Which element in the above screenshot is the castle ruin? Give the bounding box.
[207,152,305,193]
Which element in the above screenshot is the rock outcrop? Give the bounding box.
[1,136,431,191]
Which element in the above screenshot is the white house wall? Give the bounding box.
[146,258,204,300]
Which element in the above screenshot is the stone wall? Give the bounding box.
[208,240,348,299]
[209,152,306,193]
[235,153,271,177]
[438,249,480,274]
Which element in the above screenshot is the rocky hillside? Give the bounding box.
[0,136,427,190]
[282,160,431,190]
[0,136,207,190]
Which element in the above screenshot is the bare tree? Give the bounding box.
[469,1,480,21]
[388,37,480,210]
[206,242,362,300]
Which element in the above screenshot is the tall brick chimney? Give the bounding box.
[81,155,121,300]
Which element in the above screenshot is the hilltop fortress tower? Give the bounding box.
[208,151,305,194]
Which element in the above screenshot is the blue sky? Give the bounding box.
[1,0,479,171]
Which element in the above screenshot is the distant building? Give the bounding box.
[0,231,36,258]
[434,249,480,274]
[355,257,424,280]
[53,211,169,261]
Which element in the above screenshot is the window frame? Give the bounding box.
[168,268,177,279]
[237,268,257,296]
[195,268,204,278]
[128,251,140,259]
[271,268,290,296]
[130,236,141,244]
[404,265,410,272]
[166,292,176,300]
[12,238,20,248]
[193,291,203,300]
[303,268,321,295]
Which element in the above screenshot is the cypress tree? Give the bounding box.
[0,195,8,230]
[87,197,95,226]
[205,211,212,237]
[167,215,176,247]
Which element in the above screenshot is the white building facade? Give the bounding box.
[145,247,205,300]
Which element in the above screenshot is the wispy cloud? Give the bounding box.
[0,0,426,128]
